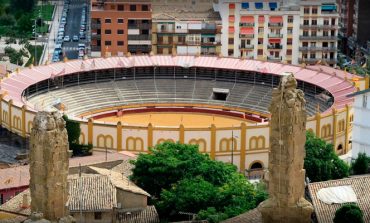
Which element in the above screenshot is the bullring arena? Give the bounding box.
[0,55,368,178]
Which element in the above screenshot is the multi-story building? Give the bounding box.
[347,0,370,58]
[90,0,152,57]
[216,0,339,65]
[151,0,222,56]
[337,0,354,54]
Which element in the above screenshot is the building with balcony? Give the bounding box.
[90,0,152,57]
[337,0,354,54]
[215,0,338,65]
[151,0,222,56]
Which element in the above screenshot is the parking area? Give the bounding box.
[52,0,88,62]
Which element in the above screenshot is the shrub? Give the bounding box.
[333,204,364,223]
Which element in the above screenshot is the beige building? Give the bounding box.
[151,0,222,56]
[215,0,338,65]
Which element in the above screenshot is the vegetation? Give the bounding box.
[304,131,349,182]
[25,44,43,66]
[130,142,268,222]
[62,115,92,156]
[333,204,364,223]
[4,46,28,65]
[351,153,369,175]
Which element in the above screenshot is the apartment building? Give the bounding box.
[215,0,339,65]
[151,0,222,56]
[337,0,354,54]
[90,0,151,57]
[347,0,370,57]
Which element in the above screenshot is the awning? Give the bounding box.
[269,2,277,10]
[241,16,254,23]
[255,2,263,9]
[229,15,235,22]
[240,27,254,35]
[321,4,336,11]
[228,27,235,33]
[269,16,283,23]
[269,39,281,43]
[258,16,265,22]
[241,2,249,9]
[229,3,235,9]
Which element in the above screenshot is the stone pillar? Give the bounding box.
[258,74,313,223]
[29,111,69,221]
[179,124,185,144]
[117,121,122,151]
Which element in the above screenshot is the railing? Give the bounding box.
[239,34,254,38]
[267,45,282,49]
[91,46,101,51]
[128,23,151,29]
[91,34,101,39]
[299,36,338,40]
[299,58,336,63]
[268,23,283,27]
[91,23,101,29]
[268,34,283,38]
[128,45,151,53]
[188,29,218,34]
[239,23,254,27]
[128,35,151,40]
[300,25,334,29]
[240,45,254,49]
[267,56,282,61]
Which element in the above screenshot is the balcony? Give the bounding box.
[188,29,218,34]
[267,45,282,49]
[91,33,101,39]
[128,23,151,30]
[268,23,283,27]
[268,33,283,38]
[299,36,338,40]
[239,45,254,49]
[267,56,282,61]
[128,35,151,41]
[239,23,254,27]
[202,41,221,46]
[300,25,334,29]
[239,34,254,38]
[91,23,101,29]
[91,46,101,51]
[298,58,336,64]
[128,45,151,53]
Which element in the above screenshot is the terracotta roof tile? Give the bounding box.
[221,208,262,223]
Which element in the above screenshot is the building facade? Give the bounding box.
[151,0,222,56]
[215,0,338,65]
[337,0,354,54]
[90,0,152,57]
[349,88,370,160]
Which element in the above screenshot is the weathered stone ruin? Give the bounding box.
[258,73,313,223]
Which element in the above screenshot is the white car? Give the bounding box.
[63,35,70,42]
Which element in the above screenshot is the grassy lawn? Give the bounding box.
[25,44,44,66]
[36,24,49,34]
[33,3,55,21]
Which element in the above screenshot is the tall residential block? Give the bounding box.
[151,0,222,56]
[90,0,152,57]
[215,0,338,65]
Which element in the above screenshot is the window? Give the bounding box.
[302,53,308,59]
[178,36,185,43]
[117,4,124,11]
[310,53,316,59]
[312,7,318,14]
[304,7,310,14]
[364,95,368,108]
[94,212,102,220]
[323,42,328,47]
[258,49,263,55]
[311,20,317,25]
[302,42,308,47]
[331,18,336,25]
[104,29,111,34]
[228,38,234,44]
[287,49,292,55]
[323,31,329,36]
[105,41,111,46]
[117,29,124,34]
[142,5,149,11]
[105,18,111,23]
[117,18,124,23]
[241,2,249,9]
[117,41,124,46]
[303,30,309,36]
[258,38,263,44]
[142,29,149,35]
[228,49,234,56]
[311,31,317,36]
[310,42,316,47]
[288,16,293,23]
[110,4,115,10]
[324,20,329,25]
[287,28,293,34]
[287,38,292,45]
[303,20,309,25]
[229,3,235,9]
[130,5,137,11]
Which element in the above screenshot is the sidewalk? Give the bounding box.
[41,1,64,65]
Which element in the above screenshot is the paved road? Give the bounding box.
[63,0,87,59]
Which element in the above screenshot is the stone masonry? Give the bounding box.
[29,111,69,221]
[258,73,313,223]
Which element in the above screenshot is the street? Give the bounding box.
[63,0,88,59]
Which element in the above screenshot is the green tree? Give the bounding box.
[304,131,349,182]
[333,204,364,223]
[63,115,80,145]
[10,0,36,13]
[352,153,369,175]
[130,142,266,222]
[17,13,33,34]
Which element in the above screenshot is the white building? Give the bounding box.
[215,0,338,65]
[348,88,370,160]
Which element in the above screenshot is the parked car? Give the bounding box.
[72,35,79,42]
[63,35,70,42]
